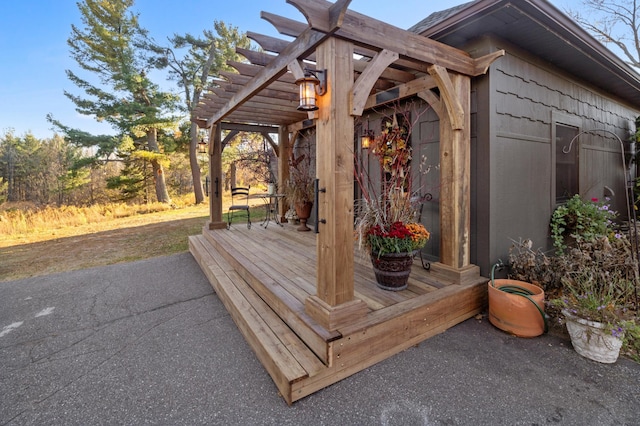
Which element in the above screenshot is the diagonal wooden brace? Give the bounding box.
[428,65,465,130]
[350,49,399,116]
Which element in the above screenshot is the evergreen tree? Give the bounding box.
[0,131,22,202]
[0,131,86,205]
[49,0,179,203]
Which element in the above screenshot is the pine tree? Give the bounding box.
[49,0,179,203]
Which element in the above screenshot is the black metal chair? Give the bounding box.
[227,186,251,229]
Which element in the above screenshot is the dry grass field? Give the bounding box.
[0,198,268,282]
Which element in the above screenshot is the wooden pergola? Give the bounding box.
[190,0,503,403]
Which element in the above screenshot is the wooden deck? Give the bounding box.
[189,223,487,404]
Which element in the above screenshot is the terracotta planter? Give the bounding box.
[370,251,415,291]
[488,279,545,337]
[562,309,624,363]
[294,201,313,232]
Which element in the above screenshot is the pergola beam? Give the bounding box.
[236,48,278,66]
[260,12,425,77]
[263,3,504,77]
[209,85,299,106]
[197,2,503,129]
[244,34,413,87]
[211,91,300,110]
[287,0,351,32]
[214,84,299,102]
[218,71,298,93]
[227,61,298,84]
[266,1,473,74]
[219,123,279,133]
[248,31,315,59]
[362,75,438,111]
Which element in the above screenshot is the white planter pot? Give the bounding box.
[562,309,624,364]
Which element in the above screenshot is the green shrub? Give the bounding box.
[550,194,617,253]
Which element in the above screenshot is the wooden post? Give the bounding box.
[278,125,291,222]
[428,72,480,283]
[305,37,368,331]
[208,123,227,230]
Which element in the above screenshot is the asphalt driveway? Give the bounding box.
[1,252,638,425]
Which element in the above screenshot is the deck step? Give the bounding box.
[189,235,326,405]
[200,228,340,364]
[190,227,487,404]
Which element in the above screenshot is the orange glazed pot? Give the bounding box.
[488,279,545,337]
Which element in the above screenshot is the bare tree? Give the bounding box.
[569,0,640,68]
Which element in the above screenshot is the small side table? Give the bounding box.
[253,193,284,228]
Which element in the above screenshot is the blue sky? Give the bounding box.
[1,0,580,140]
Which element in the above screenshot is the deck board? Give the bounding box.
[223,224,440,310]
[190,223,488,403]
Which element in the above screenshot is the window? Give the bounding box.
[555,123,579,204]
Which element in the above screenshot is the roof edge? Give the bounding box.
[414,0,640,89]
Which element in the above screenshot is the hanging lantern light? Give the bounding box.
[295,69,327,111]
[361,129,373,149]
[198,138,208,154]
[361,117,373,149]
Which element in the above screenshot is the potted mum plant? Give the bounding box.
[355,112,430,291]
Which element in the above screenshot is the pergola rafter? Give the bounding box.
[206,27,328,127]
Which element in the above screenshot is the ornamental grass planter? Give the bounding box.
[370,251,415,291]
[562,309,624,364]
[488,279,546,337]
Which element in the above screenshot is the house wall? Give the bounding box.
[358,36,638,277]
[475,36,639,276]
